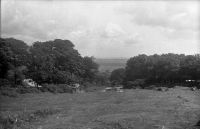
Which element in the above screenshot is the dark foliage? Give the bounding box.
[2,37,199,92]
[0,87,18,97]
[0,39,13,79]
[0,84,73,97]
[16,87,40,94]
[124,54,200,88]
[82,56,99,82]
[110,68,125,85]
[95,71,110,85]
[27,39,86,84]
[0,38,99,89]
[40,84,73,93]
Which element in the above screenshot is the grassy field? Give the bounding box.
[0,87,200,129]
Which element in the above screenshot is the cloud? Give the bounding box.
[118,1,199,32]
[2,1,47,41]
[1,0,199,57]
[103,23,125,38]
[1,0,89,44]
[124,33,141,45]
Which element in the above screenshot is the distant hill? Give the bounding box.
[94,58,128,72]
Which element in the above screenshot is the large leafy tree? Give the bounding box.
[28,39,85,84]
[1,38,100,86]
[3,38,30,66]
[0,38,29,85]
[0,38,13,79]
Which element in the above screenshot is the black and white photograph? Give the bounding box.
[0,0,200,129]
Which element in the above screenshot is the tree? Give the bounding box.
[27,39,84,84]
[3,38,30,66]
[95,70,110,85]
[7,66,27,85]
[1,38,101,86]
[179,54,200,81]
[0,38,13,78]
[110,68,125,85]
[124,53,200,86]
[82,56,99,82]
[27,39,100,84]
[0,38,29,85]
[125,54,149,81]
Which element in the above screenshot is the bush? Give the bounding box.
[0,87,42,97]
[40,84,73,93]
[16,87,40,94]
[124,79,146,89]
[0,79,12,88]
[0,87,18,97]
[41,84,58,93]
[0,84,74,97]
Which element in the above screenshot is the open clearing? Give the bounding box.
[1,87,200,129]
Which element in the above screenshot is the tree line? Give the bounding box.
[0,38,101,87]
[110,54,200,88]
[1,38,199,89]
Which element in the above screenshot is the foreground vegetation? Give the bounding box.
[0,87,200,129]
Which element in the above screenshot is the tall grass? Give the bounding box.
[0,108,60,129]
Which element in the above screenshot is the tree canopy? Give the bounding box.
[124,53,200,87]
[110,68,125,85]
[0,38,99,86]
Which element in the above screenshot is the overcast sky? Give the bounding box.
[1,0,200,58]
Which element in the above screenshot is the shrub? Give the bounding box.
[40,84,73,93]
[0,87,18,97]
[57,84,73,93]
[0,79,12,88]
[16,87,40,94]
[0,84,74,97]
[124,79,146,89]
[133,79,146,86]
